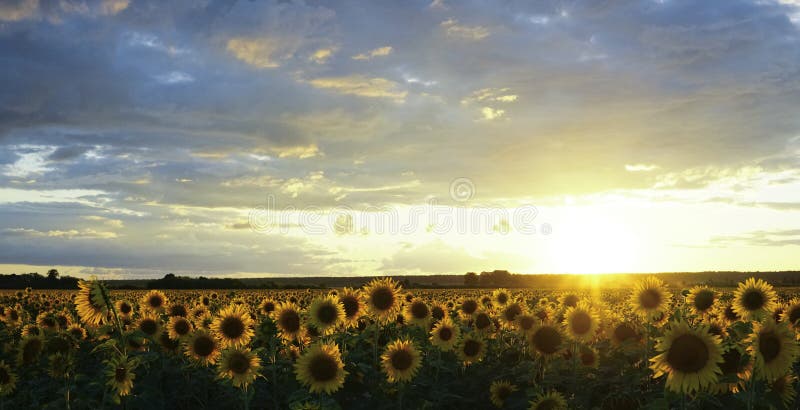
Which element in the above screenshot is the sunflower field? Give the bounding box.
[0,276,799,409]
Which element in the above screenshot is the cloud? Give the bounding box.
[625,164,659,172]
[154,71,195,84]
[352,46,393,60]
[2,227,118,239]
[710,229,800,247]
[226,37,286,69]
[480,107,505,120]
[0,0,37,22]
[440,19,490,40]
[310,47,336,64]
[307,75,407,100]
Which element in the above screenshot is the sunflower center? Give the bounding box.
[341,296,359,317]
[220,317,245,339]
[115,367,128,383]
[497,386,511,399]
[174,319,190,335]
[758,332,781,363]
[536,398,559,410]
[719,349,742,375]
[570,312,592,335]
[438,327,453,341]
[193,335,216,357]
[533,326,561,354]
[563,295,578,308]
[742,290,765,311]
[390,349,414,370]
[228,352,251,374]
[462,300,478,315]
[22,338,42,364]
[431,306,445,320]
[170,305,187,317]
[263,302,276,314]
[148,295,163,309]
[411,302,429,319]
[639,289,661,310]
[309,354,338,381]
[496,293,508,304]
[519,316,535,330]
[119,303,132,314]
[370,287,395,311]
[475,313,492,329]
[316,304,338,325]
[139,319,158,335]
[580,351,596,366]
[789,307,800,325]
[503,304,522,322]
[666,334,709,373]
[279,310,301,332]
[693,291,715,311]
[614,323,637,342]
[724,305,739,321]
[463,339,481,357]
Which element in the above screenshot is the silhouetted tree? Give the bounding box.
[464,272,479,287]
[47,269,59,280]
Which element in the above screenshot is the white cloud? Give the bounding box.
[481,107,505,120]
[625,163,659,172]
[308,75,407,101]
[352,46,393,60]
[154,71,194,84]
[441,19,490,40]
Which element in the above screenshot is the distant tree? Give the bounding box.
[464,272,479,287]
[47,269,59,280]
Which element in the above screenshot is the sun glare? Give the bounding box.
[549,217,639,274]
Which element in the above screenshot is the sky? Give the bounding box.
[1,0,800,279]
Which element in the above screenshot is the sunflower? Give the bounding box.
[492,289,511,306]
[733,278,777,321]
[133,314,160,339]
[271,302,304,341]
[36,312,59,332]
[17,335,44,366]
[190,305,211,325]
[75,280,108,326]
[650,320,723,394]
[579,346,600,368]
[473,310,496,334]
[563,301,599,341]
[47,353,73,379]
[218,348,261,388]
[115,300,134,320]
[167,316,193,340]
[259,298,277,316]
[308,295,345,335]
[746,318,799,381]
[489,380,518,408]
[498,301,524,330]
[515,313,537,337]
[558,293,580,309]
[404,298,432,327]
[710,344,751,394]
[610,320,641,347]
[185,329,221,366]
[719,302,741,324]
[381,339,422,383]
[141,290,169,314]
[294,342,348,394]
[769,373,797,408]
[529,323,564,357]
[0,361,17,396]
[66,324,87,341]
[430,316,460,351]
[338,288,365,327]
[211,304,255,348]
[686,286,717,317]
[457,333,487,365]
[781,298,800,334]
[105,354,137,397]
[363,278,403,324]
[459,298,480,320]
[529,391,567,410]
[629,276,672,320]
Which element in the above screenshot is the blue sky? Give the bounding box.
[1,0,800,278]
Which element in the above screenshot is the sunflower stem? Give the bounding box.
[242,385,250,410]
